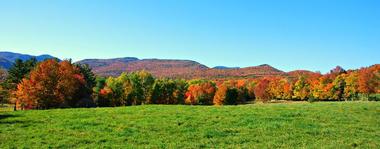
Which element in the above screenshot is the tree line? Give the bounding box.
[0,58,378,110]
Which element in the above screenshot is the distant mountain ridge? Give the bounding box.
[0,51,286,79]
[78,57,211,78]
[78,57,139,68]
[213,66,240,69]
[77,57,285,79]
[0,51,58,69]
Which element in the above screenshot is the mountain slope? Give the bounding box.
[78,58,210,78]
[78,58,285,79]
[213,66,240,69]
[0,52,57,62]
[0,51,286,79]
[0,57,12,69]
[0,51,58,69]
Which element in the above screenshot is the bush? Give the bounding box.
[357,94,380,101]
[369,94,380,101]
[308,97,317,103]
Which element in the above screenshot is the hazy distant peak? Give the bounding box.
[0,51,59,69]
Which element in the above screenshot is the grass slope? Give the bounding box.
[0,102,379,148]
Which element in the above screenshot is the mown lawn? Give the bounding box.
[0,102,379,148]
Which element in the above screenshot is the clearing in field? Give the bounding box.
[0,102,379,148]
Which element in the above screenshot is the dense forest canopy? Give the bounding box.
[0,57,378,110]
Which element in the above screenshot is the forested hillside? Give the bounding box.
[78,58,285,79]
[0,56,377,110]
[0,52,292,79]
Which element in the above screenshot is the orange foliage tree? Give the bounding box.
[185,80,216,105]
[253,78,271,102]
[15,60,85,109]
[358,66,379,95]
[267,77,293,100]
[310,76,333,100]
[213,81,239,105]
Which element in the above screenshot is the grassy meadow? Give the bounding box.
[0,102,379,148]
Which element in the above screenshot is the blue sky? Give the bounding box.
[0,0,379,73]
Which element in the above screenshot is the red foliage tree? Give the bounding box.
[254,78,271,102]
[358,66,379,95]
[15,60,85,109]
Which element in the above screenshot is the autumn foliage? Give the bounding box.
[253,78,271,102]
[6,58,380,110]
[185,80,216,105]
[213,82,239,105]
[15,60,86,109]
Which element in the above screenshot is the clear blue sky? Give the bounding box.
[0,0,379,73]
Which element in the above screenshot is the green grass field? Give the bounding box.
[1,102,379,148]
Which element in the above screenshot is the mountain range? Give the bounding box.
[0,52,57,69]
[76,58,286,79]
[0,51,309,79]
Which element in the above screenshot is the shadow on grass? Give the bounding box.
[0,114,18,120]
[0,114,24,125]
